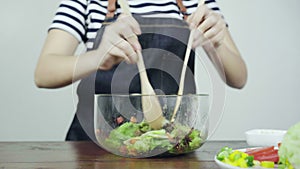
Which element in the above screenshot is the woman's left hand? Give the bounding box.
[186,5,227,48]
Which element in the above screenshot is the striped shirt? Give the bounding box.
[49,0,223,49]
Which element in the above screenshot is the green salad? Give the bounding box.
[104,121,203,157]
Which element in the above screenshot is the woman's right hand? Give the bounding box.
[35,15,142,88]
[94,14,142,70]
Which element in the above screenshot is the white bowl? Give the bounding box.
[245,129,286,147]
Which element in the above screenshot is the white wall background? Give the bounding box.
[0,0,299,141]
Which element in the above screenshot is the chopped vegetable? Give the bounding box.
[278,122,300,169]
[254,150,279,163]
[245,146,275,156]
[216,146,283,168]
[245,156,254,167]
[216,147,254,168]
[246,146,279,163]
[217,146,233,161]
[261,161,275,168]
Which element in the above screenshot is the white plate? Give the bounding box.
[214,148,278,169]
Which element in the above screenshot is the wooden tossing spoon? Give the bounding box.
[119,0,167,129]
[171,0,205,122]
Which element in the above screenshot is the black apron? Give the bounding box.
[66,15,196,141]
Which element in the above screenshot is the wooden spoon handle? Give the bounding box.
[171,0,205,122]
[171,29,195,122]
[136,51,166,128]
[119,0,166,129]
[118,0,131,15]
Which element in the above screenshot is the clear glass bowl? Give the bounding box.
[94,94,209,158]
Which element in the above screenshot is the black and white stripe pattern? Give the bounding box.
[49,0,222,49]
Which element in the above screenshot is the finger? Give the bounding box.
[203,26,219,40]
[123,33,142,51]
[118,14,141,35]
[127,16,142,35]
[192,28,205,48]
[202,18,225,45]
[194,26,203,39]
[114,38,138,63]
[192,38,201,49]
[192,29,224,49]
[106,25,140,62]
[197,12,217,34]
[195,28,224,49]
[115,22,141,51]
[109,45,131,63]
[203,21,225,41]
[193,36,205,49]
[186,5,208,29]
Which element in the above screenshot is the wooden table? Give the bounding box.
[0,141,248,169]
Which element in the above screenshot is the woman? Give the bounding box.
[35,0,247,140]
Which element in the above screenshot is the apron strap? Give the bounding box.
[106,0,117,19]
[176,0,188,20]
[105,0,196,20]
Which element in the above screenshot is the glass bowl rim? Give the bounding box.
[94,93,209,97]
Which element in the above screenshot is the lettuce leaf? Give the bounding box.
[278,122,300,169]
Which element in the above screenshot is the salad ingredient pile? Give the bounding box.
[216,146,281,168]
[216,146,255,168]
[103,121,203,157]
[216,122,300,169]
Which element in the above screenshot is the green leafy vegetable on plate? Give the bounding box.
[278,122,300,169]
